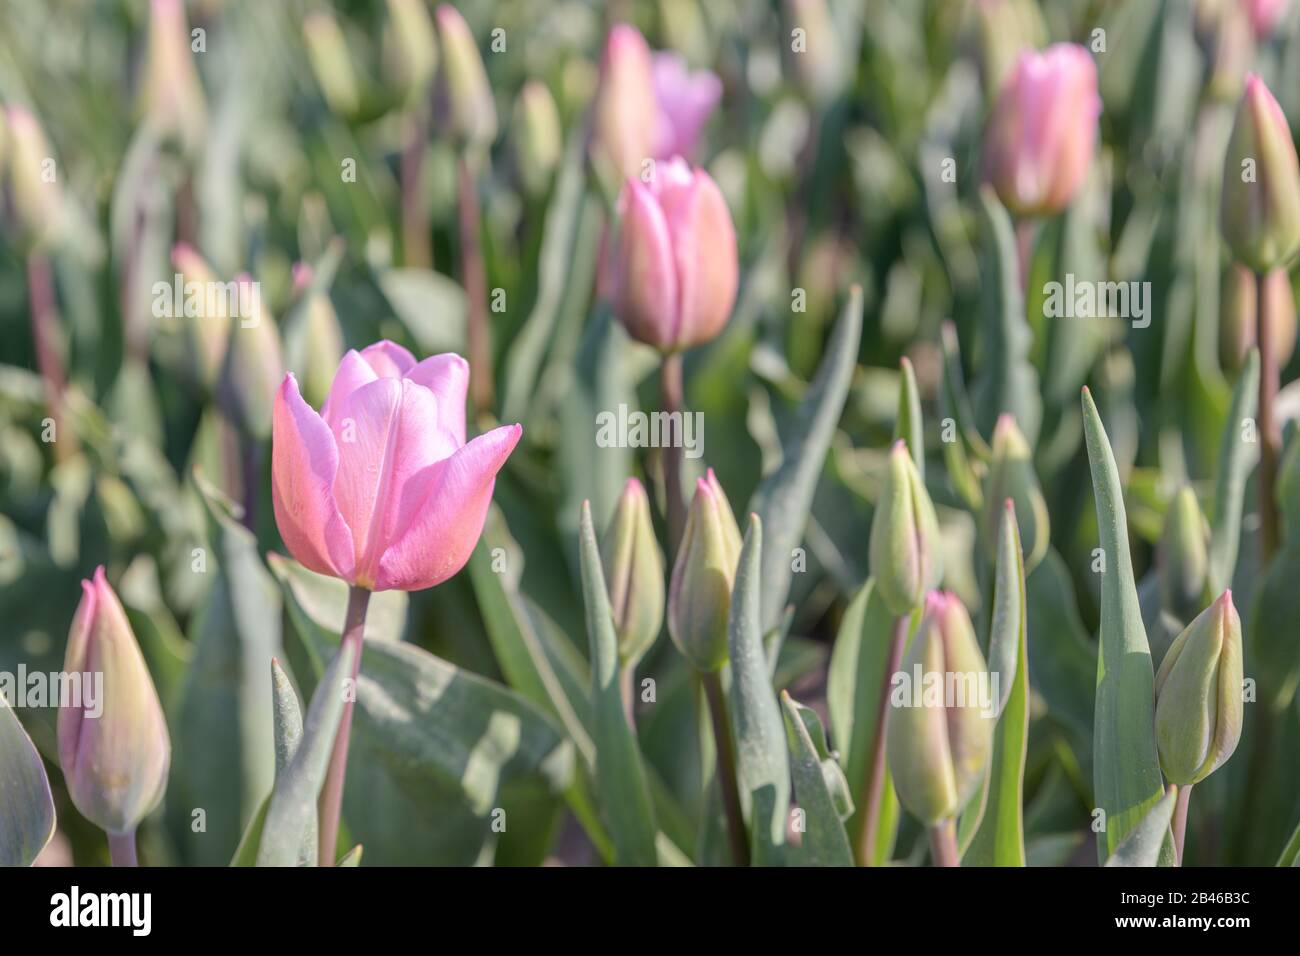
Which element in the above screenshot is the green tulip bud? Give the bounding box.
[140,0,207,154]
[384,0,438,106]
[601,478,665,665]
[1158,487,1211,625]
[58,567,170,836]
[434,4,497,148]
[1,105,63,251]
[512,80,562,198]
[1154,590,1244,786]
[982,414,1049,573]
[886,591,994,825]
[1220,264,1297,374]
[1220,75,1300,273]
[870,440,944,616]
[668,469,742,672]
[303,10,363,118]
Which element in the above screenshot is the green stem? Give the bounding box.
[855,613,909,865]
[702,669,749,866]
[1172,783,1193,867]
[928,818,959,867]
[619,661,636,730]
[459,154,493,415]
[1256,269,1281,562]
[317,584,371,866]
[660,353,686,554]
[107,829,138,867]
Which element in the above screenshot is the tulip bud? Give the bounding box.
[303,10,362,118]
[972,0,1046,101]
[140,0,207,153]
[1158,487,1211,626]
[1220,264,1297,373]
[615,158,738,352]
[434,5,497,148]
[217,275,284,441]
[668,469,742,672]
[57,567,170,836]
[1221,75,1300,273]
[1,105,63,251]
[886,591,994,825]
[1154,590,1244,785]
[982,415,1049,573]
[870,441,944,616]
[591,24,657,184]
[384,0,438,105]
[981,43,1100,217]
[1245,0,1291,39]
[170,243,233,390]
[601,478,665,665]
[512,80,562,198]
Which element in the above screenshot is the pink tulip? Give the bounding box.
[651,52,722,162]
[271,341,520,592]
[982,43,1101,217]
[1245,0,1290,38]
[616,158,739,352]
[592,24,658,181]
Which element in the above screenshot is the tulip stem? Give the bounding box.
[619,662,636,729]
[702,670,749,866]
[856,612,909,865]
[458,154,494,415]
[318,584,371,867]
[1256,269,1281,562]
[108,830,138,867]
[1172,783,1193,867]
[401,110,432,269]
[26,253,77,462]
[928,818,959,867]
[660,353,686,552]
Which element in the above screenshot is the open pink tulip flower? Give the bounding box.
[271,341,521,592]
[616,157,739,352]
[981,43,1101,217]
[651,52,722,162]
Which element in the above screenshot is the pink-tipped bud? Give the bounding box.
[590,25,658,183]
[667,469,743,671]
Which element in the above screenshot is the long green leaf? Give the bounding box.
[749,285,864,633]
[578,500,658,865]
[1208,348,1259,593]
[0,695,55,866]
[1277,819,1300,867]
[1082,388,1172,863]
[727,514,791,865]
[965,503,1028,866]
[893,356,924,484]
[781,692,855,866]
[1103,789,1176,867]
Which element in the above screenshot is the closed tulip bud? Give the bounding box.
[886,591,994,825]
[434,5,497,148]
[668,469,742,672]
[1159,487,1211,625]
[982,43,1100,217]
[384,0,438,105]
[512,80,562,198]
[217,275,284,441]
[784,0,848,105]
[1220,264,1297,373]
[982,415,1049,573]
[615,158,738,352]
[601,478,665,665]
[58,567,170,836]
[170,243,232,390]
[591,25,657,184]
[302,10,362,118]
[140,0,207,153]
[870,441,944,616]
[272,341,520,591]
[1221,75,1300,273]
[972,0,1046,101]
[2,105,63,251]
[1245,0,1291,39]
[1154,590,1244,785]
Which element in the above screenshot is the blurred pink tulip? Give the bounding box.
[1245,0,1290,38]
[271,341,520,592]
[616,158,738,352]
[592,24,658,181]
[982,43,1101,217]
[651,53,722,162]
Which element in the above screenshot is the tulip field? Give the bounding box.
[3,0,1300,880]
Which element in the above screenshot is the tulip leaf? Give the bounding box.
[1277,819,1300,867]
[271,659,304,779]
[893,357,924,484]
[256,642,354,867]
[826,577,901,865]
[1103,789,1177,867]
[1208,348,1259,594]
[939,321,986,509]
[577,501,659,866]
[964,505,1028,866]
[1025,548,1097,748]
[229,797,269,867]
[727,514,791,865]
[781,692,855,866]
[1082,388,1173,864]
[337,844,363,867]
[272,555,575,866]
[749,285,864,633]
[0,695,56,867]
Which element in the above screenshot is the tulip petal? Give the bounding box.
[404,352,470,445]
[656,169,737,349]
[321,349,379,425]
[616,179,679,350]
[374,423,522,591]
[272,374,355,580]
[360,339,417,378]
